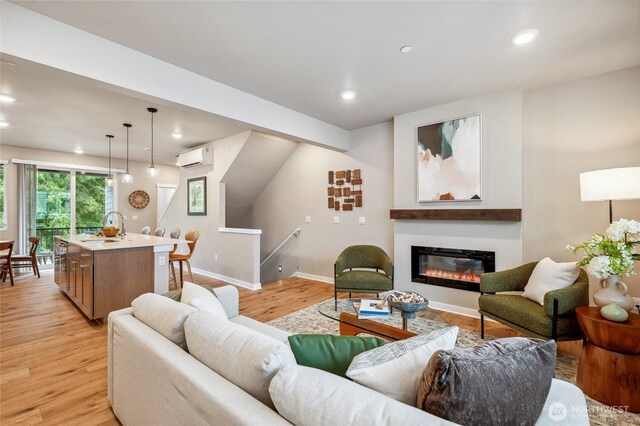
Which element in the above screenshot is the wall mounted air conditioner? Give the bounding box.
[177,147,213,168]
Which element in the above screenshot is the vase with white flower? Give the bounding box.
[567,219,640,312]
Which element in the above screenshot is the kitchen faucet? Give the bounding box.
[103,211,126,239]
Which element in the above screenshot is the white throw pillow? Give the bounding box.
[522,257,579,306]
[270,365,444,426]
[131,293,197,349]
[346,326,459,405]
[181,281,227,320]
[185,311,296,409]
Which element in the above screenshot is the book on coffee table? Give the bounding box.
[353,302,384,320]
[354,299,390,319]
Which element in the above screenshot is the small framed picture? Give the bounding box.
[187,176,207,216]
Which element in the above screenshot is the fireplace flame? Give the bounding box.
[422,268,481,283]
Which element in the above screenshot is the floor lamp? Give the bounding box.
[580,167,640,223]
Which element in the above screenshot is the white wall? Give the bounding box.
[523,66,640,297]
[159,132,259,285]
[0,145,179,243]
[393,90,524,316]
[252,122,395,283]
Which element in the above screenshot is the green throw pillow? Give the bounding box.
[288,334,386,378]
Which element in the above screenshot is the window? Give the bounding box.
[0,164,5,229]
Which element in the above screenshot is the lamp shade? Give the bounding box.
[580,167,640,201]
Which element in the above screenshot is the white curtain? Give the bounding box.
[17,164,37,255]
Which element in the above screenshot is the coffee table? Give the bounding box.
[318,298,449,341]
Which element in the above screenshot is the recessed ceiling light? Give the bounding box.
[512,29,538,45]
[341,90,356,100]
[74,148,83,154]
[0,121,9,128]
[0,94,16,103]
[400,46,412,53]
[172,132,183,139]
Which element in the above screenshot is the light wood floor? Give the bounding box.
[0,269,581,424]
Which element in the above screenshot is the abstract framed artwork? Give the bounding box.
[416,114,482,202]
[328,169,363,211]
[187,176,207,216]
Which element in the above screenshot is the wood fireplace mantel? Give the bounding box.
[390,209,522,222]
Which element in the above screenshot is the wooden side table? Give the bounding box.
[575,307,640,413]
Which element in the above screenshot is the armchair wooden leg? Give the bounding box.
[33,258,40,278]
[480,314,485,339]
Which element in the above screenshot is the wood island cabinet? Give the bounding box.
[54,237,155,320]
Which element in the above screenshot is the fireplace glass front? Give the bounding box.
[411,246,495,292]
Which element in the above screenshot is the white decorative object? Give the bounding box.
[346,326,459,405]
[522,257,580,306]
[593,275,635,312]
[181,281,228,320]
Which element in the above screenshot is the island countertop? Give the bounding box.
[56,233,189,251]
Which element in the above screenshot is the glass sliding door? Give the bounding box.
[36,169,71,254]
[75,172,110,234]
[32,168,115,267]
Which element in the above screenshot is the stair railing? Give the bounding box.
[260,228,302,266]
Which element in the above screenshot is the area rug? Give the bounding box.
[267,300,640,426]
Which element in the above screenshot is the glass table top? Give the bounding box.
[318,298,449,335]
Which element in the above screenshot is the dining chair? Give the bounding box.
[11,237,41,278]
[0,241,15,286]
[141,226,151,235]
[154,226,166,237]
[169,230,199,287]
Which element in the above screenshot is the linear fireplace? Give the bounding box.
[411,246,495,292]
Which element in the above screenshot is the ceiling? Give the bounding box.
[10,1,640,130]
[0,55,252,165]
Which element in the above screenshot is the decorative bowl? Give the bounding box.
[102,227,119,237]
[388,292,429,313]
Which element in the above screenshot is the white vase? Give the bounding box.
[593,274,635,312]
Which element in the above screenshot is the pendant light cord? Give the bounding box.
[126,126,130,171]
[150,111,155,167]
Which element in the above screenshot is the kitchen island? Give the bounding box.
[54,233,186,320]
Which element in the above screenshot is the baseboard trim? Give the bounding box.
[292,271,333,284]
[426,300,482,319]
[191,267,261,291]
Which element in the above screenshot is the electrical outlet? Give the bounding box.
[358,216,366,225]
[214,254,218,261]
[305,216,311,223]
[158,256,165,266]
[278,265,283,272]
[333,216,340,224]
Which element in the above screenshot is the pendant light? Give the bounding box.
[106,134,114,187]
[146,107,159,178]
[122,123,133,183]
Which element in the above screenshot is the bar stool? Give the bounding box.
[141,226,151,235]
[154,226,166,237]
[169,230,199,287]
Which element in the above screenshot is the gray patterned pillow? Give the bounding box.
[346,326,459,404]
[417,337,556,426]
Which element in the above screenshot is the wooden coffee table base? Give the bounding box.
[339,312,417,341]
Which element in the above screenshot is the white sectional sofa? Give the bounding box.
[107,285,590,426]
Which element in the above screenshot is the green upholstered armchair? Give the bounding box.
[334,245,393,310]
[478,262,589,341]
